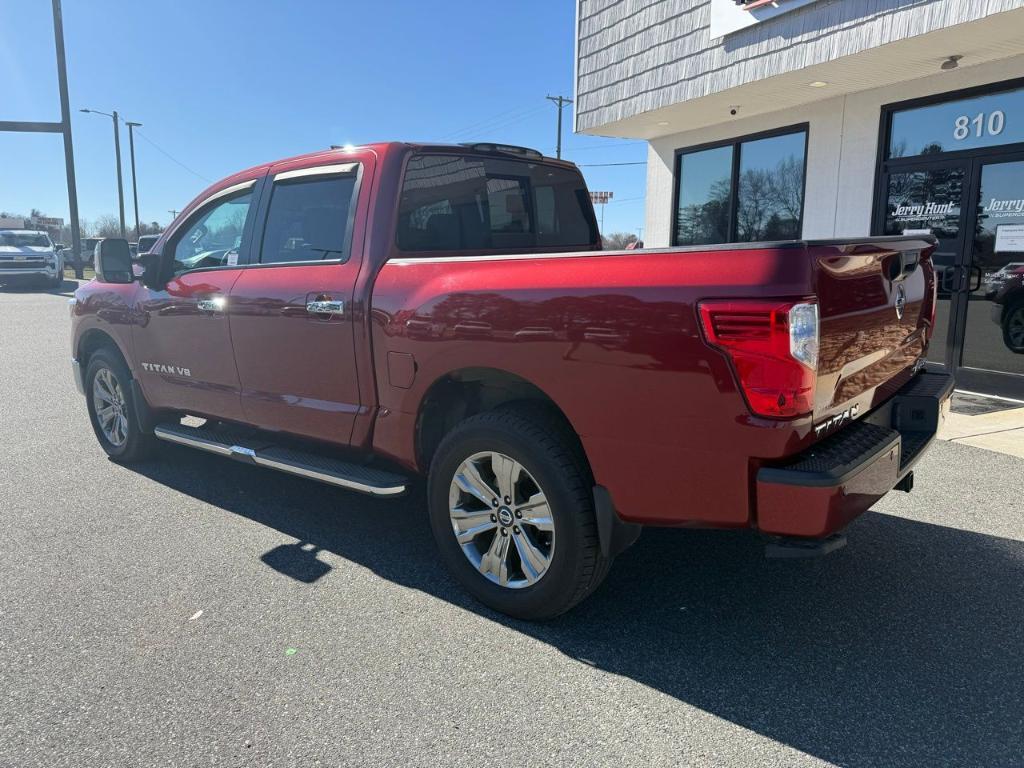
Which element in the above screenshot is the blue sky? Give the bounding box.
[0,0,647,237]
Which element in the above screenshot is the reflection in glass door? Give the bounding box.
[961,158,1024,382]
[880,163,968,365]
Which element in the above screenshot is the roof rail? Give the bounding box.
[458,142,544,159]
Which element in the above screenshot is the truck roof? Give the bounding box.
[208,141,578,195]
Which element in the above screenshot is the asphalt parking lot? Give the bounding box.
[2,280,1023,767]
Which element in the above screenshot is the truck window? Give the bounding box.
[396,154,598,253]
[171,191,253,275]
[259,172,358,264]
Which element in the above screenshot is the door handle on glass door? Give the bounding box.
[307,300,344,315]
[197,297,226,313]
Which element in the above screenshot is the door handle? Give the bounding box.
[197,297,226,313]
[306,299,344,315]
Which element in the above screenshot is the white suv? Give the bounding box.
[0,229,64,288]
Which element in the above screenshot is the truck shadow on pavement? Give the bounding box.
[129,445,1023,768]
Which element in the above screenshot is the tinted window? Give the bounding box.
[0,232,50,247]
[889,87,1024,158]
[171,190,253,275]
[882,168,964,241]
[674,146,733,246]
[673,128,806,246]
[260,172,358,264]
[137,235,160,253]
[736,132,805,241]
[396,154,597,252]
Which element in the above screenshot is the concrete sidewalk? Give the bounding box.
[940,392,1024,459]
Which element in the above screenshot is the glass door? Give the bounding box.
[956,156,1024,395]
[878,161,970,367]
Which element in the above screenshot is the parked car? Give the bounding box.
[982,262,1024,299]
[75,237,102,268]
[0,229,63,288]
[70,142,952,619]
[136,234,160,255]
[990,265,1024,353]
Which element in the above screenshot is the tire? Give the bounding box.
[427,406,609,620]
[84,348,156,462]
[1002,300,1024,354]
[50,269,63,289]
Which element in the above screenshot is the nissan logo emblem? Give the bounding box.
[895,283,907,321]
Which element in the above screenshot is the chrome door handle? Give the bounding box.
[197,297,226,312]
[306,299,344,315]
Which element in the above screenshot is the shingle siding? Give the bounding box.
[576,0,1024,131]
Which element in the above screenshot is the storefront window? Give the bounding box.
[673,127,806,246]
[674,146,733,246]
[889,86,1024,158]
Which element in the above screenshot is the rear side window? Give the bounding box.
[396,154,597,252]
[260,169,358,264]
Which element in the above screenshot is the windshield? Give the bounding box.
[137,236,159,252]
[0,232,51,248]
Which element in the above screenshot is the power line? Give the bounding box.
[579,161,647,167]
[134,129,212,183]
[442,103,548,142]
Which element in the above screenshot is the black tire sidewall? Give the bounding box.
[428,413,597,619]
[1003,300,1024,353]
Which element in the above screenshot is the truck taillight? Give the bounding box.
[698,299,818,419]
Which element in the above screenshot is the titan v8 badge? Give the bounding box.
[141,362,191,377]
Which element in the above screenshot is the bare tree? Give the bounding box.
[94,215,123,238]
[602,232,638,250]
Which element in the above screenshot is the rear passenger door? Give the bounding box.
[228,158,367,444]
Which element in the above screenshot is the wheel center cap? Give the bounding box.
[497,506,514,526]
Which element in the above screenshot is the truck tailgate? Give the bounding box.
[811,238,937,425]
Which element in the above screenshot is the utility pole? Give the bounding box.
[52,0,82,279]
[81,107,127,236]
[126,121,142,240]
[168,210,179,221]
[546,95,573,159]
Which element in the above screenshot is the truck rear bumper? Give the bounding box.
[756,371,955,539]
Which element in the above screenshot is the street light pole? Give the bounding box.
[125,121,142,240]
[80,107,126,236]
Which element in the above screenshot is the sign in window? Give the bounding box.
[889,87,1024,158]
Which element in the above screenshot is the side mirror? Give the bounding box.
[137,251,164,290]
[95,238,134,284]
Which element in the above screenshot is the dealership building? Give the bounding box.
[575,0,1024,398]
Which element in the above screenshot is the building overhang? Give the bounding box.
[580,9,1024,141]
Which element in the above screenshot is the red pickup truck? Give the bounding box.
[71,142,952,619]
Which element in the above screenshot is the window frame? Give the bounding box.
[670,123,809,247]
[392,151,601,257]
[161,177,262,279]
[253,161,364,268]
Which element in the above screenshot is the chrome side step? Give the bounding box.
[153,422,408,497]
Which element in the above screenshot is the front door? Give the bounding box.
[957,156,1024,395]
[228,158,367,445]
[133,180,260,421]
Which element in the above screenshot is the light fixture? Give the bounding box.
[941,55,962,71]
[809,81,829,88]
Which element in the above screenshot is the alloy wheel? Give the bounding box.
[448,451,555,589]
[92,368,129,447]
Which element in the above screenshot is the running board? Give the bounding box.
[153,422,408,497]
